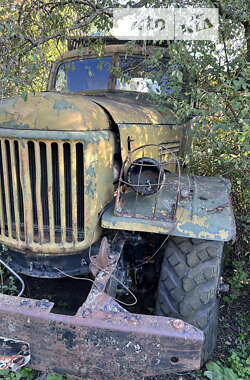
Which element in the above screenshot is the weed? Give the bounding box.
[223,261,248,304]
[0,249,18,296]
[204,361,240,380]
[0,368,35,380]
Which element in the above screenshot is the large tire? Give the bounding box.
[155,237,224,365]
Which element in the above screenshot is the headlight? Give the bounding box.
[127,157,165,196]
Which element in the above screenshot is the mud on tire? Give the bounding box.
[155,237,224,365]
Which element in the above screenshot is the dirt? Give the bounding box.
[148,271,250,380]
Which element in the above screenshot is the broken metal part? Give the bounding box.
[0,237,203,379]
[96,237,109,270]
[0,337,30,372]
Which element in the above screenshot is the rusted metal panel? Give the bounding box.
[102,174,236,242]
[0,237,203,378]
[0,297,203,379]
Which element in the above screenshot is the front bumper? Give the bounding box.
[0,238,203,379]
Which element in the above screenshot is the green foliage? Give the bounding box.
[204,352,250,380]
[45,375,74,380]
[0,368,34,380]
[0,370,76,380]
[223,261,248,303]
[204,361,239,380]
[204,360,249,380]
[202,307,249,380]
[0,247,18,296]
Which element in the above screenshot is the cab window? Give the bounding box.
[55,57,112,92]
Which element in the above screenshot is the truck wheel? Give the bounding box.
[155,237,224,365]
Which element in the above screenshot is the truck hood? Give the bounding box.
[87,91,177,125]
[0,91,176,132]
[0,92,109,131]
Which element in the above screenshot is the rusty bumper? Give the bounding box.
[0,238,203,379]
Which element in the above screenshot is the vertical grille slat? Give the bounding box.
[0,137,85,251]
[2,140,13,238]
[71,143,78,244]
[76,143,84,241]
[9,140,21,240]
[46,142,55,243]
[20,140,34,244]
[58,143,66,244]
[14,141,24,240]
[0,141,5,235]
[34,141,44,244]
[64,143,72,241]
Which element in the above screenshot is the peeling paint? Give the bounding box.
[102,174,235,242]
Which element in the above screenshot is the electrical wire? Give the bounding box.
[0,258,25,297]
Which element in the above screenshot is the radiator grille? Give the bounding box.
[0,138,84,251]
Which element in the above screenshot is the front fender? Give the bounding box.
[102,174,236,242]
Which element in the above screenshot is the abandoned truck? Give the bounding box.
[0,38,235,379]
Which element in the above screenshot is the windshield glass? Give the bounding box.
[55,57,112,92]
[54,54,171,93]
[115,56,168,94]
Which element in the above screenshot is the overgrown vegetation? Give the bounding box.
[0,0,249,379]
[0,246,18,296]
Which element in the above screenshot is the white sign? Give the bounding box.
[111,8,219,41]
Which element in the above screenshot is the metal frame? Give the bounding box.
[0,237,203,379]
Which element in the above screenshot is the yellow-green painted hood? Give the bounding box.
[0,92,110,131]
[0,91,177,132]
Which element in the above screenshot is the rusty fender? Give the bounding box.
[0,238,203,379]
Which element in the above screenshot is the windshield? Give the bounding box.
[54,54,170,93]
[115,56,168,94]
[55,57,112,92]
